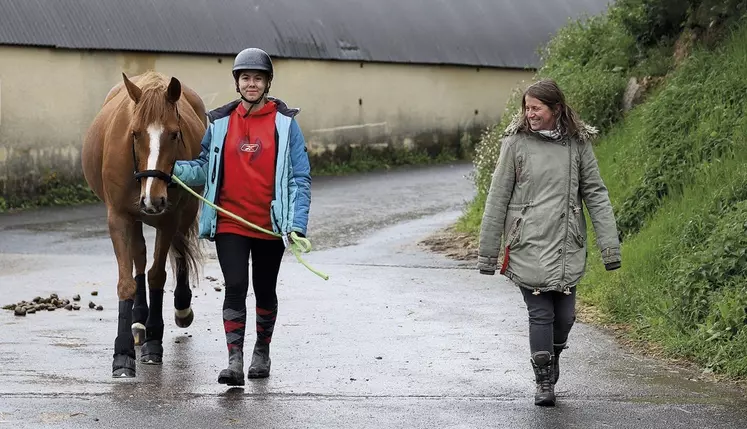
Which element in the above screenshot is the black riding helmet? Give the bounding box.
[233,47,273,81]
[232,48,273,110]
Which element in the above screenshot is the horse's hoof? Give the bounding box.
[140,340,163,365]
[112,354,136,378]
[131,323,146,346]
[174,308,194,328]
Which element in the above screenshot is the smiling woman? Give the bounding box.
[524,96,556,131]
[172,47,312,386]
[477,78,621,407]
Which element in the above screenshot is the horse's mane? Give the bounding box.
[131,71,177,128]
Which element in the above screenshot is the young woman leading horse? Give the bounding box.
[82,71,207,378]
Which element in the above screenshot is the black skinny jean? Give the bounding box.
[520,287,577,355]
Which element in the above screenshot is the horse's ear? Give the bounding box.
[166,77,181,104]
[122,73,141,104]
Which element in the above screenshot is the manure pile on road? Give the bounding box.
[3,292,104,316]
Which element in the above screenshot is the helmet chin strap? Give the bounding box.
[236,83,270,116]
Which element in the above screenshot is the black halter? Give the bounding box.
[132,104,184,187]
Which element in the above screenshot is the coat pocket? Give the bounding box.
[573,231,586,248]
[500,217,523,274]
[569,204,586,248]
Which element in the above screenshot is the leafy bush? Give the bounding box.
[538,12,634,133]
[610,0,689,46]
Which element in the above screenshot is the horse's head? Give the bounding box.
[122,73,184,215]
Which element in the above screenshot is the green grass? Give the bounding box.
[583,153,747,376]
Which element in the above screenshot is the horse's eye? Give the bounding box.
[170,132,179,141]
[132,131,141,140]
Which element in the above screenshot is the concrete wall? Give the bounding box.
[0,45,533,197]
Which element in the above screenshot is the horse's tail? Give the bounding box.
[169,217,203,287]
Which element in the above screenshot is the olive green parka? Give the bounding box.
[477,116,621,293]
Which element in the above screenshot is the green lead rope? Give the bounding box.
[171,175,329,281]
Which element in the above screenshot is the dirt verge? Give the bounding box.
[418,225,478,262]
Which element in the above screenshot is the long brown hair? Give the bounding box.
[518,79,583,139]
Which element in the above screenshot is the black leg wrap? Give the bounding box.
[142,289,164,365]
[140,340,164,365]
[132,274,148,324]
[174,285,192,311]
[113,299,136,378]
[146,288,164,340]
[174,263,192,311]
[112,354,137,378]
[174,263,194,327]
[114,300,135,358]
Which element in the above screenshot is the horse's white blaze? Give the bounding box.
[143,123,163,211]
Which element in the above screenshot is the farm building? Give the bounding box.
[0,0,612,199]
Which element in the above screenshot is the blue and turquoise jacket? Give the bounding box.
[173,97,311,243]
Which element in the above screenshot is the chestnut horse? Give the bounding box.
[82,71,207,378]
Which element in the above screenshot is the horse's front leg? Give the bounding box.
[108,211,138,378]
[140,225,176,365]
[131,221,149,346]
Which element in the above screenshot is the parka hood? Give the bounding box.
[502,110,599,143]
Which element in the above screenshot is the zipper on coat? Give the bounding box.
[211,146,219,182]
[559,140,573,286]
[272,127,282,233]
[216,147,225,205]
[278,127,290,233]
[516,155,523,183]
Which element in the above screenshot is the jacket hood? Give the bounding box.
[502,110,599,143]
[207,96,300,123]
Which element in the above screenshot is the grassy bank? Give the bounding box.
[581,21,747,377]
[459,0,747,378]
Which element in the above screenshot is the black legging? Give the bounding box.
[215,233,286,350]
[215,233,285,308]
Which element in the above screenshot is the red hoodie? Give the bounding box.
[216,101,279,240]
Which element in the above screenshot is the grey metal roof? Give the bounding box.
[0,0,612,69]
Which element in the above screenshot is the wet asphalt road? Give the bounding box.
[2,162,747,428]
